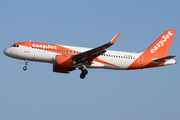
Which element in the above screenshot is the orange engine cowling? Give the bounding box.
[55,55,73,67]
[53,55,73,73]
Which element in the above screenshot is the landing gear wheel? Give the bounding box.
[80,73,86,79]
[23,60,28,71]
[23,66,27,71]
[82,69,88,75]
[79,66,88,79]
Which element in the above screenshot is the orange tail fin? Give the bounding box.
[144,30,176,58]
[127,30,176,69]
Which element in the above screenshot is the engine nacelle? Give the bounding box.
[53,55,74,73]
[53,64,70,73]
[55,55,73,67]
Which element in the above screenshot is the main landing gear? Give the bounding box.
[23,60,28,71]
[79,67,88,79]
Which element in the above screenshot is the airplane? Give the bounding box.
[3,30,177,79]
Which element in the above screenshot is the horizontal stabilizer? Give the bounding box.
[152,55,176,64]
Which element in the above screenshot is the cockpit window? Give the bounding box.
[11,44,15,47]
[11,44,19,47]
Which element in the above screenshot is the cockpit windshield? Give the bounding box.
[11,44,19,47]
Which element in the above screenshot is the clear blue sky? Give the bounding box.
[1,0,180,120]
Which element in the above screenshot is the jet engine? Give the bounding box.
[53,55,74,73]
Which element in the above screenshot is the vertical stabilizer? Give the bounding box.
[144,30,176,58]
[127,30,176,69]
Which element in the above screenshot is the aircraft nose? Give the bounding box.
[3,48,8,56]
[3,48,12,57]
[4,47,18,58]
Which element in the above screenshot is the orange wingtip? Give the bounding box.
[110,33,120,43]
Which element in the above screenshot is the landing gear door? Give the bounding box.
[24,43,31,53]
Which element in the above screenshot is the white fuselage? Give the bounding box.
[3,30,177,79]
[4,44,142,70]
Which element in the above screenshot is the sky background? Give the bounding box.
[0,0,180,120]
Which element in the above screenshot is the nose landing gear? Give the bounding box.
[23,60,28,71]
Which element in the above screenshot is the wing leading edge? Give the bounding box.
[73,33,120,64]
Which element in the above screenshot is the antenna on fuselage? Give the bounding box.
[29,40,31,42]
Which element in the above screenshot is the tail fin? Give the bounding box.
[127,30,176,70]
[144,30,176,58]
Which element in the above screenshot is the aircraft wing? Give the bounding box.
[73,33,120,64]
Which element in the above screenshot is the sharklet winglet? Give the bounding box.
[110,33,120,44]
